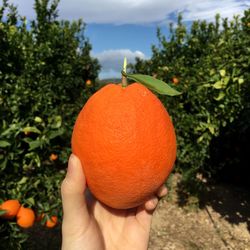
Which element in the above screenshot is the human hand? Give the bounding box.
[61,154,168,250]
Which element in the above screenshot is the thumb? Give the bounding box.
[61,154,91,235]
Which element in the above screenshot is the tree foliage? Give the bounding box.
[131,10,250,193]
[0,0,100,248]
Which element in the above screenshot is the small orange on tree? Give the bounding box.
[50,153,58,161]
[0,200,21,219]
[37,213,58,228]
[172,77,179,85]
[45,215,58,228]
[16,206,35,228]
[86,79,92,86]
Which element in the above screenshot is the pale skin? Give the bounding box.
[61,154,168,250]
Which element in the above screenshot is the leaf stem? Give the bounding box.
[122,74,127,87]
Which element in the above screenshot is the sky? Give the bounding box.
[7,0,250,79]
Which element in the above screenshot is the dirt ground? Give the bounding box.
[27,175,250,250]
[149,175,250,250]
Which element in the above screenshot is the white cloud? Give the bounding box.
[181,0,249,22]
[8,0,249,24]
[94,49,146,79]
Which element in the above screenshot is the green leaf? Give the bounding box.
[224,76,230,86]
[47,128,64,140]
[0,158,8,170]
[233,77,238,82]
[0,140,11,148]
[213,81,224,89]
[222,121,227,127]
[26,197,35,206]
[1,124,19,137]
[125,73,182,96]
[209,69,215,76]
[202,83,211,88]
[34,179,41,188]
[218,39,224,46]
[23,126,41,134]
[17,177,28,185]
[208,125,215,135]
[214,92,225,101]
[34,116,43,123]
[22,137,33,144]
[49,115,62,128]
[219,69,226,77]
[29,140,43,151]
[238,78,244,84]
[197,135,204,143]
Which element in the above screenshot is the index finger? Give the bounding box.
[156,185,168,198]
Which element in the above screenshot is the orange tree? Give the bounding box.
[0,0,100,248]
[131,10,250,195]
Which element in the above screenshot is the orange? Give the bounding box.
[45,215,58,228]
[50,153,58,161]
[86,79,92,86]
[0,200,21,219]
[172,77,179,85]
[36,213,58,228]
[16,206,35,228]
[72,82,176,209]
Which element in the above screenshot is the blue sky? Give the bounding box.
[7,0,250,79]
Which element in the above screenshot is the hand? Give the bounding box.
[61,154,168,250]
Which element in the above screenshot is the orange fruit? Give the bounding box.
[45,215,58,228]
[72,82,176,209]
[36,213,58,228]
[172,77,179,85]
[86,79,92,86]
[16,206,35,228]
[0,200,21,219]
[50,153,58,161]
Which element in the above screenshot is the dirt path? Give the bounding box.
[149,177,250,250]
[149,200,249,249]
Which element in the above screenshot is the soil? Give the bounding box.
[27,174,250,250]
[148,174,250,250]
